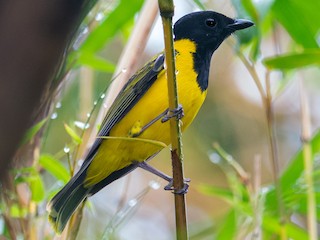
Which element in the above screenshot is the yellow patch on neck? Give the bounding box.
[174,39,197,54]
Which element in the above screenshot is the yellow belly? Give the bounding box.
[85,39,207,186]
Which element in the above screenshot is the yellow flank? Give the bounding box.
[85,39,207,187]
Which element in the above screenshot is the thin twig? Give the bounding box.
[234,38,287,239]
[231,39,266,104]
[299,78,318,239]
[158,1,188,239]
[212,143,249,184]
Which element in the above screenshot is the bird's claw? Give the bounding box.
[164,178,190,194]
[161,104,184,123]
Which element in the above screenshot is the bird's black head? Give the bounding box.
[174,11,253,53]
[173,11,253,92]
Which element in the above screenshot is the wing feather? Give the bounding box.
[84,53,165,163]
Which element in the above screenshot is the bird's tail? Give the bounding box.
[47,169,90,234]
[47,161,138,233]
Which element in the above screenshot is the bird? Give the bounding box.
[47,10,253,233]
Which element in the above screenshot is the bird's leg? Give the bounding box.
[131,109,168,137]
[131,105,184,137]
[138,161,171,182]
[137,161,190,194]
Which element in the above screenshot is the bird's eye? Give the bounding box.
[205,18,217,27]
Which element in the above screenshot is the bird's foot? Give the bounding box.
[164,178,190,194]
[161,104,184,123]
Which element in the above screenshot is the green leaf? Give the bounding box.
[263,49,320,70]
[28,170,45,202]
[39,154,70,183]
[272,0,320,48]
[80,0,144,53]
[293,192,320,220]
[13,167,45,202]
[265,130,320,211]
[263,215,309,239]
[280,130,320,194]
[231,0,262,58]
[10,204,27,218]
[241,0,259,22]
[198,183,252,216]
[198,184,234,203]
[216,210,237,239]
[76,52,115,72]
[64,123,82,144]
[234,0,274,24]
[20,118,47,145]
[249,35,261,60]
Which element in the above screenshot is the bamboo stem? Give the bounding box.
[299,79,318,240]
[158,1,188,239]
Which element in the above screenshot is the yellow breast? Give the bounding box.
[85,39,206,186]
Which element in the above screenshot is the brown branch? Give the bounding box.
[158,1,188,239]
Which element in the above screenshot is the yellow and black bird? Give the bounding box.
[47,11,253,233]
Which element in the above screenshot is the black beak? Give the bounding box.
[227,19,254,31]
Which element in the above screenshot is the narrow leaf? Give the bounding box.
[77,52,115,72]
[80,0,144,53]
[198,184,234,202]
[280,130,320,194]
[216,210,237,240]
[28,171,45,202]
[64,123,82,144]
[263,215,309,239]
[231,0,257,45]
[263,49,320,70]
[241,0,259,22]
[265,130,320,210]
[272,0,320,48]
[39,154,70,183]
[10,204,28,218]
[21,118,47,145]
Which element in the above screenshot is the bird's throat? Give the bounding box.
[174,39,212,92]
[193,45,213,92]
